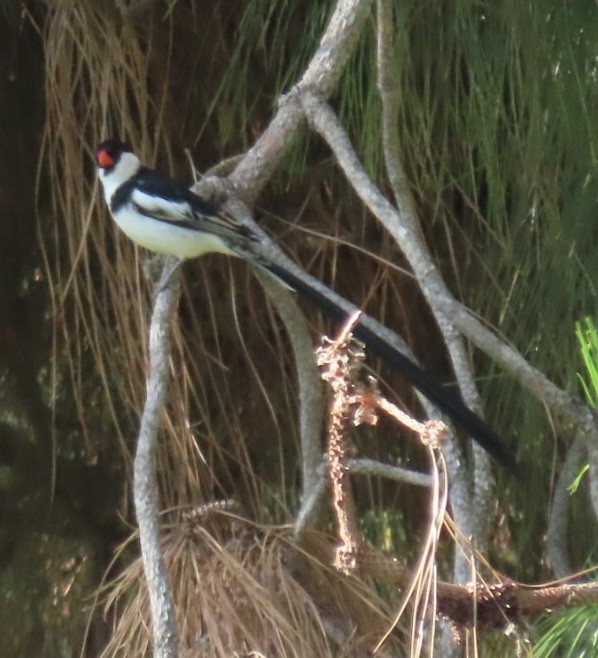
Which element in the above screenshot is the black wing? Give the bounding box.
[112,168,257,245]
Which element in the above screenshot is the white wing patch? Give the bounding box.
[131,189,192,223]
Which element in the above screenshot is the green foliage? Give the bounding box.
[368,0,598,578]
[360,508,408,554]
[199,0,386,179]
[576,317,598,409]
[198,0,332,174]
[529,320,598,657]
[534,606,598,658]
[564,316,598,494]
[36,0,598,651]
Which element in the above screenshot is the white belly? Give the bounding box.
[112,206,236,259]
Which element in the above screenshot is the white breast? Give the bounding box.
[112,204,236,259]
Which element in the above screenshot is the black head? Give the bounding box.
[95,138,133,171]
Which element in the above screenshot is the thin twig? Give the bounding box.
[317,312,364,574]
[348,458,432,487]
[374,416,448,656]
[316,317,450,655]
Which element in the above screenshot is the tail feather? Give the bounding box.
[262,261,518,472]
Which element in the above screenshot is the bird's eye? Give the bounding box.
[97,150,115,168]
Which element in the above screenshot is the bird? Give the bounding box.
[95,138,517,471]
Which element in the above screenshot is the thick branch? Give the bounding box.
[256,271,324,506]
[359,546,598,628]
[134,258,181,658]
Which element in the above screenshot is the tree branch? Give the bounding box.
[256,271,325,509]
[134,257,181,658]
[546,438,584,578]
[229,0,374,201]
[374,0,489,554]
[298,90,597,468]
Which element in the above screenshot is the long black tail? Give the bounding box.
[261,260,517,472]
